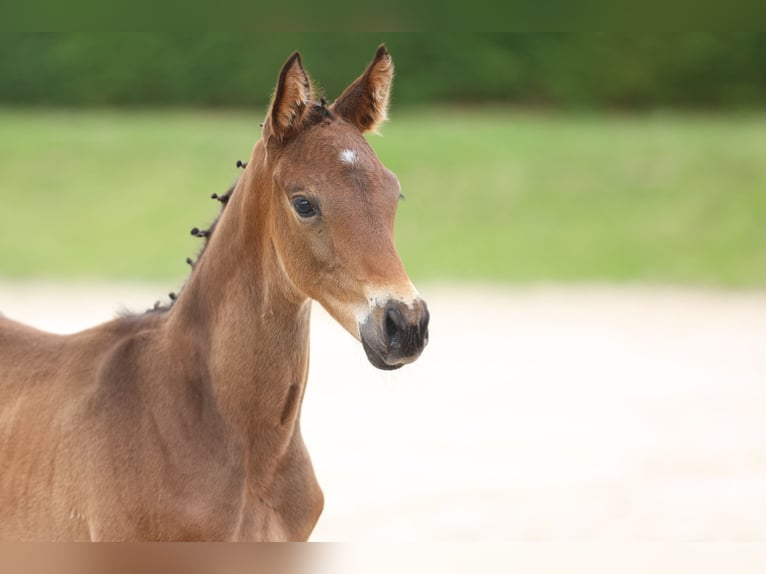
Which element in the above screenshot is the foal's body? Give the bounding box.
[0,141,322,540]
[0,47,428,540]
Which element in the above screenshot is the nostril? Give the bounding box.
[385,308,403,349]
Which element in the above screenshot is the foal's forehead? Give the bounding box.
[291,120,397,185]
[317,122,376,165]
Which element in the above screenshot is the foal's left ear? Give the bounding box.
[265,52,313,143]
[331,44,394,134]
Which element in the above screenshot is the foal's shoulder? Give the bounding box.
[84,311,171,397]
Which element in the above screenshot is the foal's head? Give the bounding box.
[255,46,429,370]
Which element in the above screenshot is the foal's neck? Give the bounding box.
[165,140,311,464]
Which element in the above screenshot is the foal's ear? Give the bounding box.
[265,52,312,143]
[331,44,393,134]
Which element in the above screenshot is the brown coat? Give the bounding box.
[0,46,428,541]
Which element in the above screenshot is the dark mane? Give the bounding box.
[135,97,333,317]
[138,169,242,316]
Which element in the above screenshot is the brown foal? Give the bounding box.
[0,46,429,541]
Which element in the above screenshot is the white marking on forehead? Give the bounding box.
[339,148,359,167]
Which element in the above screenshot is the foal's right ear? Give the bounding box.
[264,52,312,143]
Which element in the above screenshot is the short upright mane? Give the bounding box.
[144,98,335,315]
[144,173,239,314]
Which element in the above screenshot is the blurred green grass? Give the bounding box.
[0,108,764,286]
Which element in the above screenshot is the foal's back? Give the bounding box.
[0,313,156,395]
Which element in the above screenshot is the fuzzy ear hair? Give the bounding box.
[331,45,393,134]
[266,52,312,143]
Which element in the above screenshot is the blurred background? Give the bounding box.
[1,32,765,284]
[1,33,765,545]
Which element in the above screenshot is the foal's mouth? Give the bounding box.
[361,336,405,371]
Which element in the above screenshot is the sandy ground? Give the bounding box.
[1,281,766,544]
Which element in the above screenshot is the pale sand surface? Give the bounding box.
[1,282,765,544]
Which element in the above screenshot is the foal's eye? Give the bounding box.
[291,197,318,218]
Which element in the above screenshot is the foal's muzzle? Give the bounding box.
[359,298,430,370]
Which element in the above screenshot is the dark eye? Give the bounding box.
[292,197,318,218]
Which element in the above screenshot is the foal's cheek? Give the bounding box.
[301,231,336,282]
[280,220,334,293]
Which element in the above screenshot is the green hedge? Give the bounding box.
[1,33,765,108]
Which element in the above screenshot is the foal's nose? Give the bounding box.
[359,297,430,370]
[382,299,430,359]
